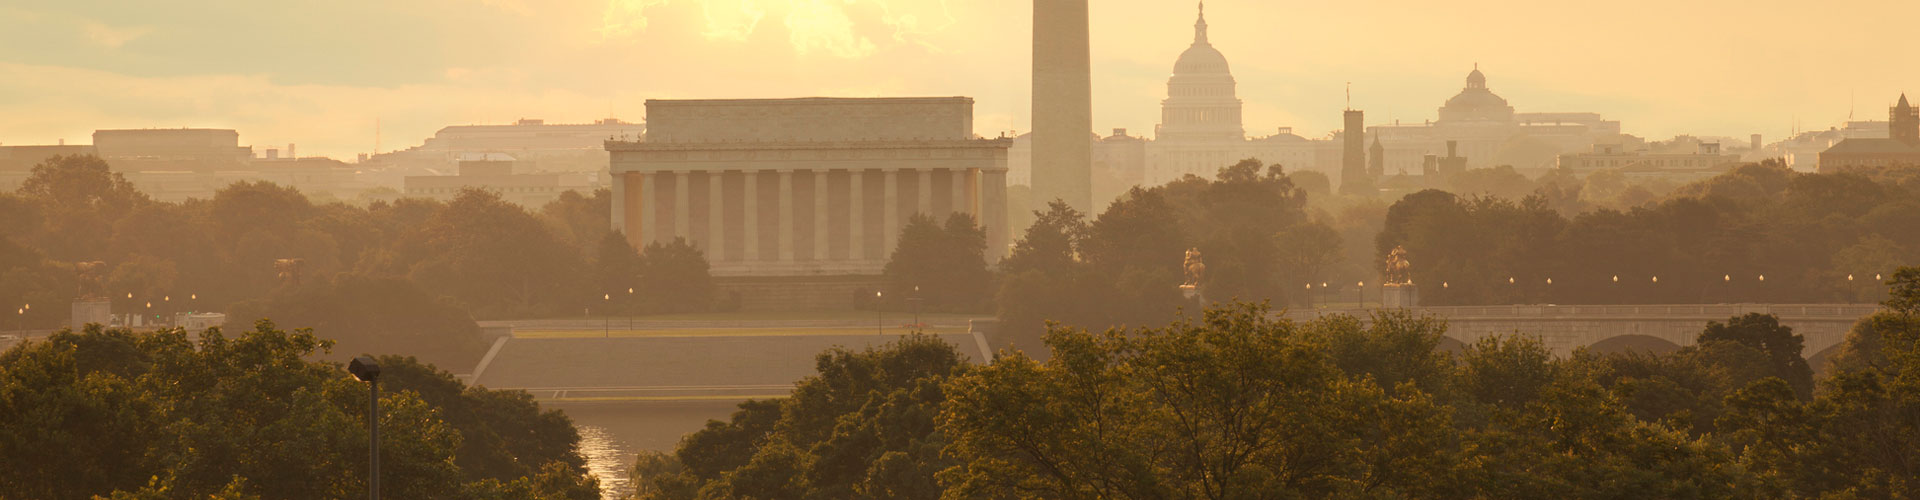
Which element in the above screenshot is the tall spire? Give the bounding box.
[1900,93,1911,109]
[1194,2,1208,44]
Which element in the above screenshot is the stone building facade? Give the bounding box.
[1819,94,1920,171]
[608,97,1010,278]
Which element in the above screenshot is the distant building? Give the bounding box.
[1146,3,1255,185]
[1819,94,1920,171]
[92,128,252,171]
[608,97,1010,279]
[0,144,95,190]
[1369,67,1622,175]
[403,156,594,207]
[1557,141,1742,182]
[372,118,642,174]
[1091,128,1148,203]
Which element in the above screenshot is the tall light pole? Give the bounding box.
[911,285,922,329]
[348,356,382,500]
[1848,274,1856,303]
[602,293,611,338]
[627,287,635,333]
[875,291,884,336]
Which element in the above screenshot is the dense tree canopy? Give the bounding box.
[0,155,709,368]
[0,322,596,500]
[1378,163,1920,305]
[882,213,993,313]
[630,269,1920,498]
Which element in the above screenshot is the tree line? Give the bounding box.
[0,155,717,368]
[1382,161,1920,305]
[627,268,1920,499]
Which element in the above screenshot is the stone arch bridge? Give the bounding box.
[1284,304,1883,358]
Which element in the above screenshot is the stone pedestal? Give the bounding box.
[72,299,111,330]
[1180,284,1203,302]
[1382,284,1419,309]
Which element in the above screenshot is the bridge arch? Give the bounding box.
[1586,335,1683,356]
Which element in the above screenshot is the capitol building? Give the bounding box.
[1011,3,1625,200]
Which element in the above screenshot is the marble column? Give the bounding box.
[950,168,969,216]
[849,170,865,261]
[812,170,828,261]
[744,170,759,261]
[673,171,690,241]
[917,168,933,215]
[707,171,725,262]
[882,169,899,256]
[777,170,794,262]
[610,171,627,231]
[638,172,658,245]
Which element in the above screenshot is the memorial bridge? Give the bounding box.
[1281,303,1881,358]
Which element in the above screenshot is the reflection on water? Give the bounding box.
[577,424,632,499]
[562,400,749,500]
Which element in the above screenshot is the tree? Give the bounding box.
[14,155,148,262]
[541,189,612,254]
[1698,313,1814,399]
[225,273,486,370]
[634,334,967,499]
[1720,268,1920,496]
[0,322,597,500]
[941,303,1462,499]
[375,355,587,484]
[405,189,585,318]
[593,232,644,314]
[637,237,713,314]
[882,213,993,313]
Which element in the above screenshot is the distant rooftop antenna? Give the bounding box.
[1345,82,1351,110]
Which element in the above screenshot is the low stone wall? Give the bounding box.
[712,275,887,311]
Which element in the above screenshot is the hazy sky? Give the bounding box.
[3,0,1917,160]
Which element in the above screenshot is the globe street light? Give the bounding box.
[602,294,611,338]
[348,356,382,500]
[875,291,884,335]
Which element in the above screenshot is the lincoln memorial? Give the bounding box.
[608,97,1011,278]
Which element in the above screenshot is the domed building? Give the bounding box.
[1157,3,1243,142]
[1437,65,1515,123]
[1146,3,1253,184]
[1369,65,1621,175]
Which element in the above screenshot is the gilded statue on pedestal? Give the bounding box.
[1181,247,1206,288]
[1384,246,1412,285]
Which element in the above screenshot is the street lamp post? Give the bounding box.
[875,291,884,336]
[348,356,383,500]
[1848,274,1856,303]
[911,285,922,329]
[627,287,636,333]
[602,294,611,338]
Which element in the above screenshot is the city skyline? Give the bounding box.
[2,0,1917,160]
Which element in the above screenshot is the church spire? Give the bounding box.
[1194,2,1208,44]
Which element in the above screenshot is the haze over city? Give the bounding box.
[5,1,1920,499]
[5,0,1919,159]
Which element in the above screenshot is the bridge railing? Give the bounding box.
[1285,304,1884,321]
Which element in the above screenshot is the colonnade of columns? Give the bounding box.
[613,167,1006,268]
